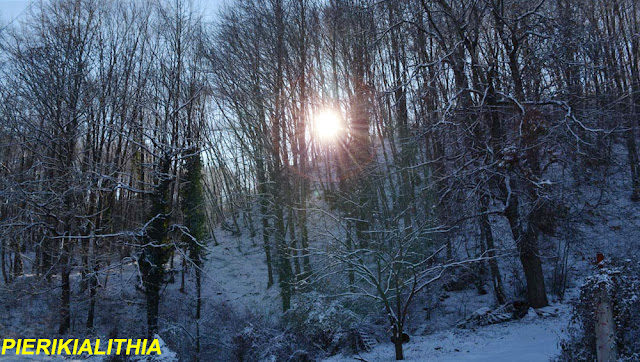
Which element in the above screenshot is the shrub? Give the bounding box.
[231,324,307,362]
[559,260,640,361]
[283,292,361,355]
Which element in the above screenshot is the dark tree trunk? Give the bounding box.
[86,268,97,330]
[1,238,8,284]
[140,157,173,337]
[262,213,274,288]
[180,250,186,293]
[11,241,22,277]
[504,188,548,308]
[195,261,201,360]
[518,234,548,308]
[394,338,404,360]
[275,204,292,311]
[145,278,161,337]
[626,129,640,201]
[256,157,274,289]
[59,260,71,334]
[41,238,52,282]
[479,195,506,305]
[392,324,404,360]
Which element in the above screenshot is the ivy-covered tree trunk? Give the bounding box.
[181,148,208,360]
[140,156,173,337]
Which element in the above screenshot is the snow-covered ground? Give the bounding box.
[326,304,571,362]
[0,228,586,362]
[201,236,281,316]
[2,162,637,361]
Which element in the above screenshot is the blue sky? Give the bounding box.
[1,0,225,25]
[0,0,31,23]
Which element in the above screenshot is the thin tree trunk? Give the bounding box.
[1,238,9,284]
[59,239,71,334]
[479,195,506,305]
[626,127,640,201]
[195,260,201,361]
[86,266,97,331]
[11,241,22,277]
[180,250,186,293]
[256,157,274,288]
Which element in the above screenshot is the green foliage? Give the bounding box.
[140,156,175,336]
[181,149,207,263]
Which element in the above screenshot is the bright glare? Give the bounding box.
[314,109,342,142]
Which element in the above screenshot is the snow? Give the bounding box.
[201,237,281,316]
[325,303,571,362]
[0,229,578,362]
[3,163,635,361]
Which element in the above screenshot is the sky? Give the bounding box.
[0,0,31,24]
[0,0,225,26]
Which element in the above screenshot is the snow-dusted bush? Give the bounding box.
[559,260,640,361]
[283,292,362,355]
[231,324,309,362]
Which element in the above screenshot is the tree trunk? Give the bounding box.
[180,250,186,293]
[59,253,71,334]
[12,241,22,277]
[394,339,404,360]
[195,261,201,361]
[86,267,97,331]
[1,238,8,284]
[393,324,404,360]
[275,204,292,311]
[504,188,548,308]
[256,157,274,288]
[479,195,506,305]
[145,279,160,337]
[140,157,173,337]
[262,214,274,289]
[518,233,548,308]
[625,129,640,201]
[41,237,52,282]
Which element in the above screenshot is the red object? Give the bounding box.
[597,253,604,268]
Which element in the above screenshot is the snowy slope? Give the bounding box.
[201,235,281,316]
[325,304,571,362]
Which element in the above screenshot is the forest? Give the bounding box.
[1,0,640,361]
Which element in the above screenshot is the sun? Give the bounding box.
[314,109,343,142]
